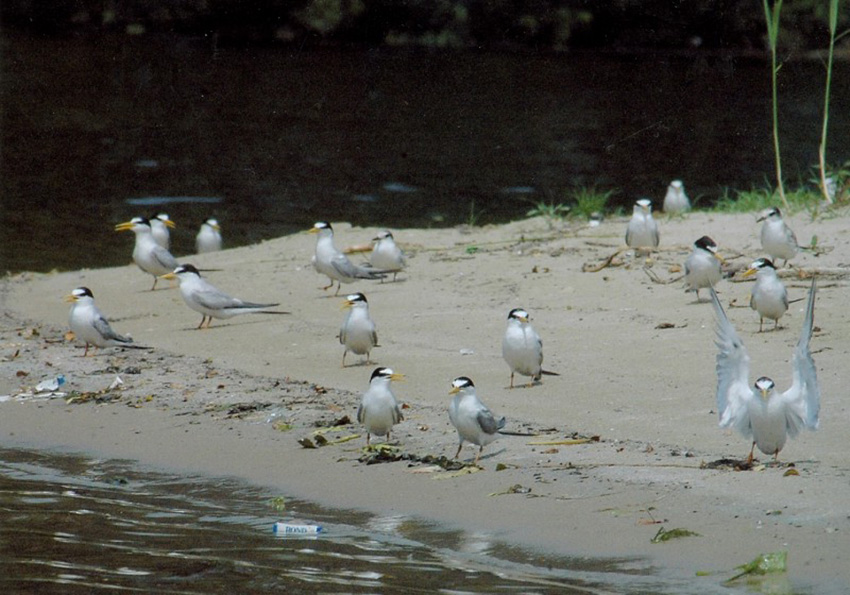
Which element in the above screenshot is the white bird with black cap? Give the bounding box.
[196,218,223,254]
[663,179,690,214]
[501,308,558,388]
[357,367,405,447]
[709,278,819,464]
[65,287,149,356]
[339,292,378,367]
[743,258,788,332]
[758,207,799,266]
[448,377,506,465]
[150,213,175,250]
[625,199,659,254]
[370,230,406,281]
[115,216,180,290]
[310,222,386,295]
[684,235,725,302]
[162,264,288,329]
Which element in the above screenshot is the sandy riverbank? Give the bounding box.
[2,211,849,590]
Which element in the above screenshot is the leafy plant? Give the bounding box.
[525,201,571,221]
[570,186,615,219]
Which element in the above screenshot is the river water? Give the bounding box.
[0,446,724,594]
[2,31,848,273]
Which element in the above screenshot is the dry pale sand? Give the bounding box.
[2,210,849,590]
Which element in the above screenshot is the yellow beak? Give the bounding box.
[742,268,757,278]
[114,221,137,232]
[389,373,405,382]
[713,252,726,264]
[64,294,78,303]
[309,227,320,234]
[163,219,176,229]
[449,386,460,395]
[159,272,177,280]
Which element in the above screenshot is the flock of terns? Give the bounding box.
[64,181,821,466]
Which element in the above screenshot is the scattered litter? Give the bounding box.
[108,376,124,390]
[36,375,65,393]
[272,522,322,536]
[459,348,475,355]
[489,484,532,497]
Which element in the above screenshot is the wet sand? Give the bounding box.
[2,211,849,589]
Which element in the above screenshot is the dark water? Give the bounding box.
[0,447,721,594]
[2,30,849,273]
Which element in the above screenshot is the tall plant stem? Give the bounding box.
[818,0,840,204]
[764,0,788,209]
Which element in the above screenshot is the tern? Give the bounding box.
[115,217,180,290]
[196,218,223,254]
[370,230,406,282]
[684,236,725,302]
[663,179,690,214]
[339,292,378,367]
[357,367,405,446]
[743,258,788,332]
[150,213,175,250]
[310,222,386,295]
[65,287,149,356]
[709,278,819,464]
[448,377,506,465]
[162,264,288,329]
[501,308,558,388]
[625,199,660,254]
[758,207,799,266]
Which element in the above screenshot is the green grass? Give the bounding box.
[570,186,616,219]
[525,186,615,225]
[714,186,823,214]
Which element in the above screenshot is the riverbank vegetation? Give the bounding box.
[2,1,847,55]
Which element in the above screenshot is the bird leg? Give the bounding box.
[509,372,515,389]
[758,317,764,333]
[83,343,93,357]
[341,350,348,368]
[321,278,334,291]
[365,433,371,447]
[474,447,483,466]
[454,443,463,459]
[746,442,756,465]
[150,276,159,291]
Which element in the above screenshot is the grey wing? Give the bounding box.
[93,315,131,343]
[785,224,798,249]
[356,402,365,424]
[393,402,404,423]
[710,287,752,430]
[371,329,378,346]
[193,286,240,310]
[650,220,660,247]
[624,223,633,246]
[783,278,819,431]
[152,245,178,270]
[330,253,361,279]
[477,408,501,436]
